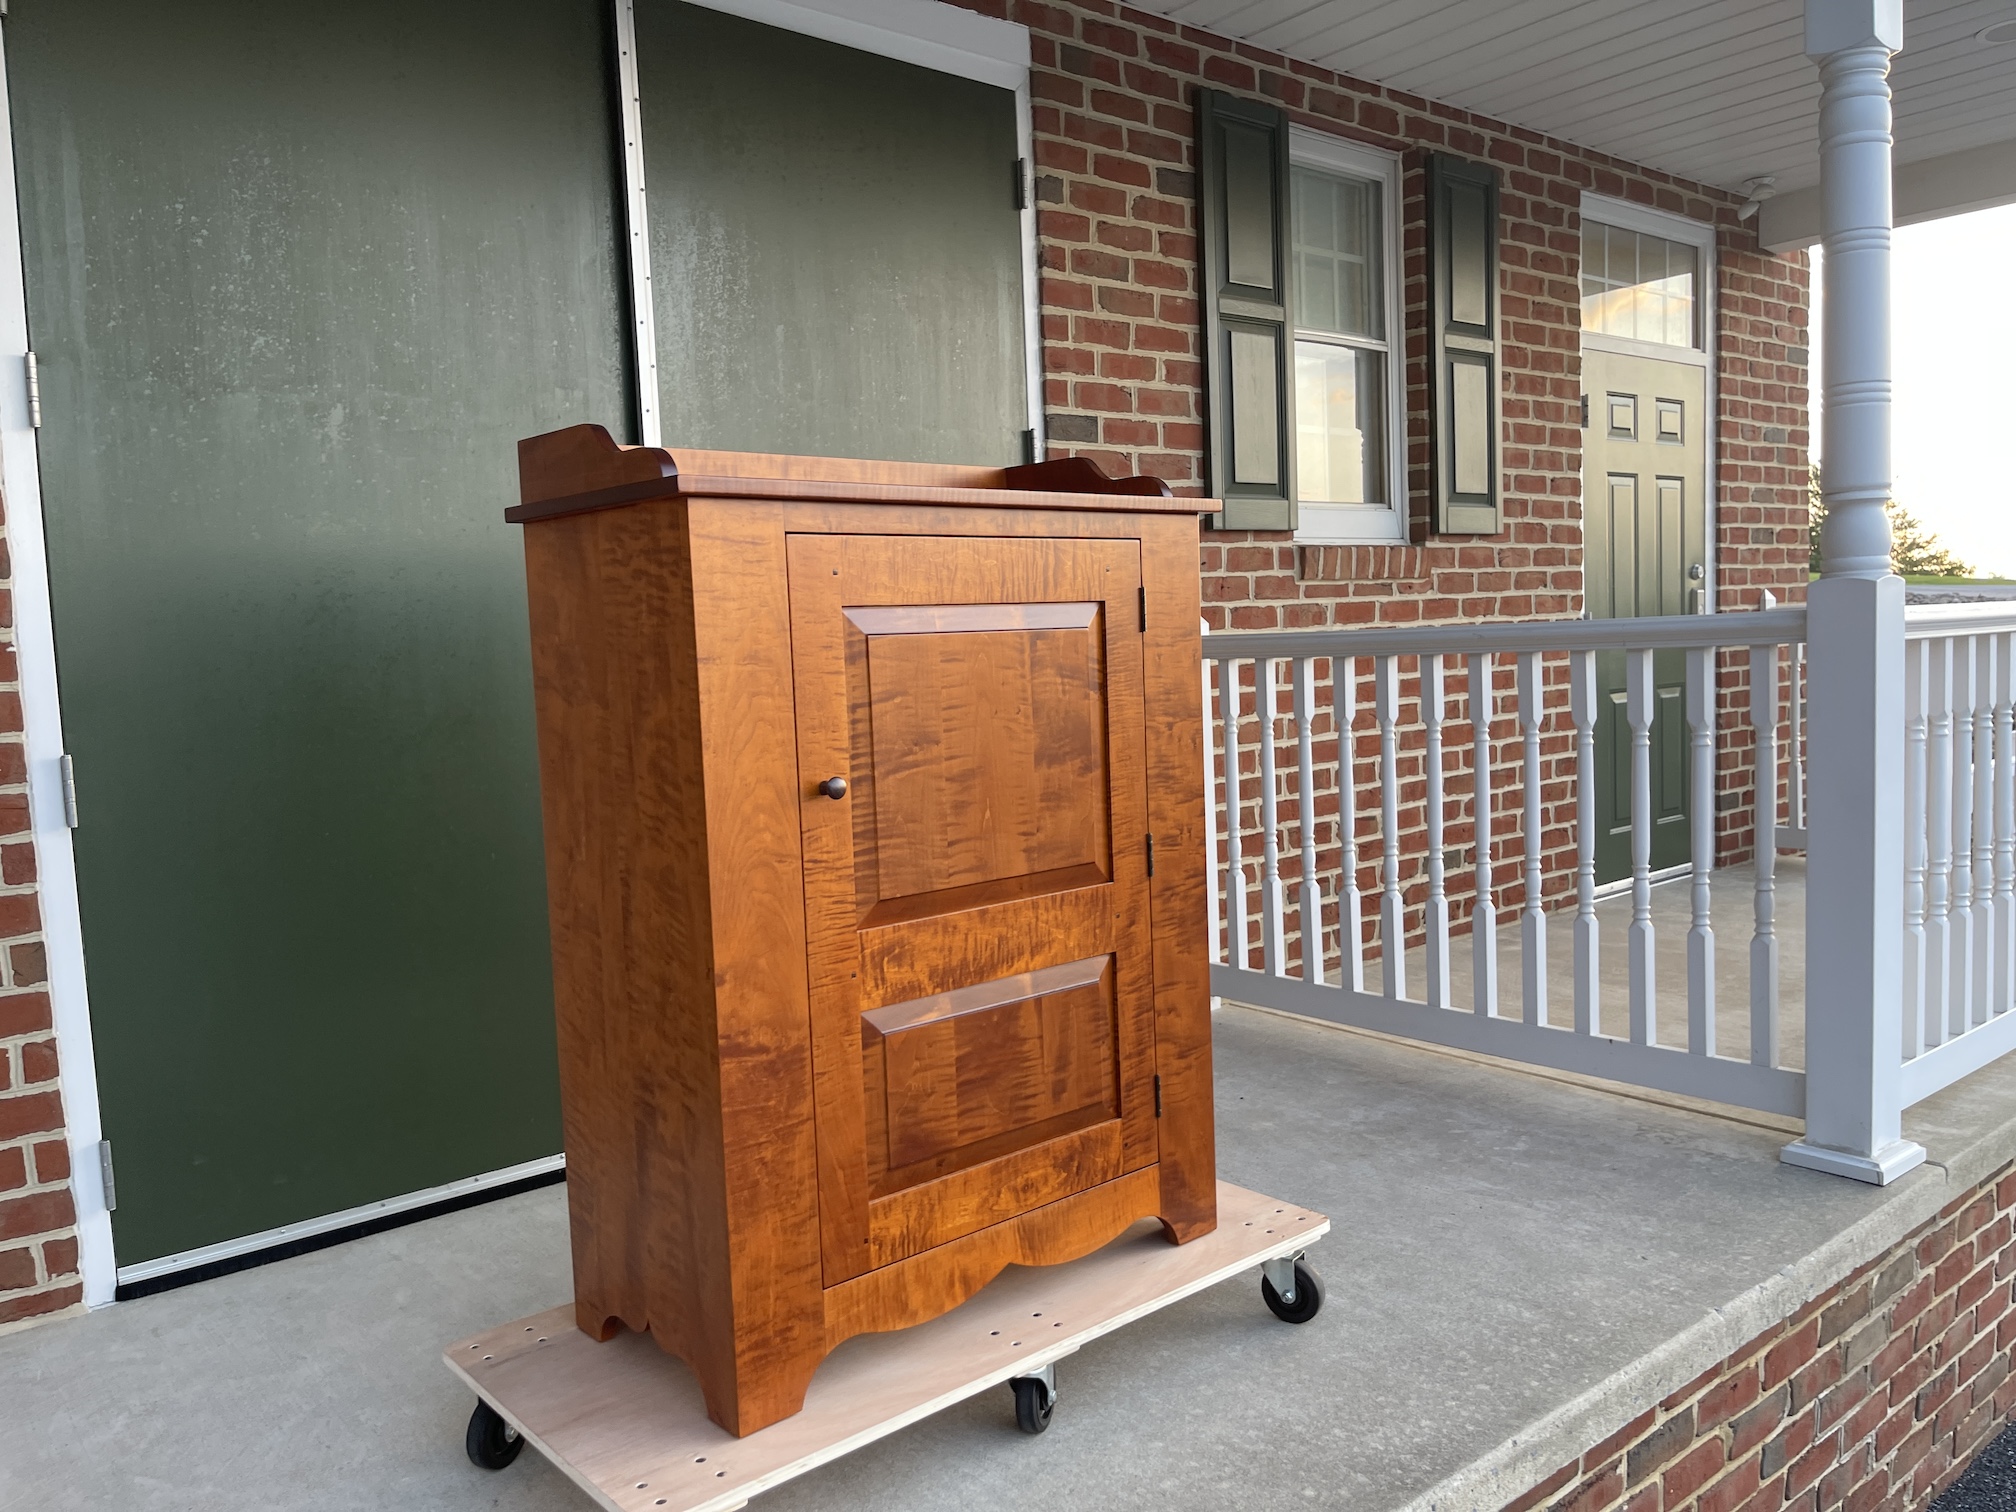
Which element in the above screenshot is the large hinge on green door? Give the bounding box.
[24,351,39,429]
[97,1141,117,1211]
[59,753,78,828]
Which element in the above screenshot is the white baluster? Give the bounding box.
[1470,653,1500,1017]
[1750,642,1782,1067]
[1258,658,1287,976]
[1570,649,1600,1036]
[1951,636,1977,1037]
[1423,655,1452,1008]
[1975,636,1998,1027]
[1626,648,1656,1045]
[1925,638,1954,1048]
[1517,652,1548,1027]
[1997,633,2016,1015]
[1686,646,1716,1057]
[1334,657,1366,993]
[1293,657,1322,986]
[1204,651,1222,969]
[1375,655,1406,999]
[1902,638,1928,1059]
[1220,657,1249,972]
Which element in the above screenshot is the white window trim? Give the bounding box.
[1288,128,1408,545]
[621,0,1042,456]
[1579,193,1717,371]
[1580,192,1721,611]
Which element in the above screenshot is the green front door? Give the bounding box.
[8,0,630,1265]
[1583,349,1708,884]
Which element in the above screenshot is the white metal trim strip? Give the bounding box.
[0,22,118,1310]
[677,0,1030,92]
[614,1,662,449]
[114,1153,566,1288]
[1216,965,1806,1117]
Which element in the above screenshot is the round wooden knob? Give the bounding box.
[818,776,849,800]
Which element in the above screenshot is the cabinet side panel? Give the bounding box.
[1141,516,1217,1239]
[520,505,738,1399]
[686,499,828,1433]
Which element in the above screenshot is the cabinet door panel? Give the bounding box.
[788,534,1157,1284]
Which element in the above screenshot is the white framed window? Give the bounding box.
[1578,194,1715,359]
[1289,128,1407,544]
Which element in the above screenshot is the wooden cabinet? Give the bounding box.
[510,426,1216,1437]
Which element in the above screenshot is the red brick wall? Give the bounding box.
[949,0,1814,967]
[1506,1164,2016,1512]
[0,493,77,1330]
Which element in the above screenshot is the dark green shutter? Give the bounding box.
[1428,153,1502,534]
[1196,89,1295,531]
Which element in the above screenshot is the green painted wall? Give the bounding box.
[638,1,1028,465]
[9,0,630,1263]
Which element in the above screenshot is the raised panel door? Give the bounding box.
[787,534,1157,1285]
[1583,349,1707,884]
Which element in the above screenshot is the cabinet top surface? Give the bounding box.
[508,424,1214,526]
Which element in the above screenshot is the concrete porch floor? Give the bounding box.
[6,988,2016,1512]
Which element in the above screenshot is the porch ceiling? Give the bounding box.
[1135,0,2016,244]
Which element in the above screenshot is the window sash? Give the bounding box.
[1288,155,1398,525]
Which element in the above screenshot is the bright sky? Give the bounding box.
[1811,202,2016,577]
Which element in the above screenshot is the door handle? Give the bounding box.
[817,776,849,800]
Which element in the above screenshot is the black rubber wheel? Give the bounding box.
[466,1399,525,1470]
[1261,1259,1325,1324]
[1011,1376,1055,1435]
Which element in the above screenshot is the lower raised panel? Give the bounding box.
[863,954,1118,1192]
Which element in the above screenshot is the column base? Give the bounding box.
[1780,1137,1927,1185]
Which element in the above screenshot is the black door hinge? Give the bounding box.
[1020,427,1036,465]
[1138,585,1147,632]
[1153,1074,1162,1117]
[1579,393,1590,428]
[1012,156,1030,211]
[1145,833,1154,877]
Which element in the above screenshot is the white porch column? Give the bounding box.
[1781,0,1925,1183]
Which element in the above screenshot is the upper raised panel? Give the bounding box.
[847,603,1113,907]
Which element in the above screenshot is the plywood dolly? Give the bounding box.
[445,1182,1327,1510]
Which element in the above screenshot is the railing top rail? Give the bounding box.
[1902,600,2016,639]
[1201,607,1808,661]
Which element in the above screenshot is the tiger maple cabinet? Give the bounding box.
[508,425,1217,1438]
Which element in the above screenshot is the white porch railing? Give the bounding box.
[1204,599,2016,1157]
[1898,603,2016,1106]
[1203,609,1810,1118]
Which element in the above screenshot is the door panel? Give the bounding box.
[8,0,629,1262]
[1584,350,1707,884]
[788,535,1156,1283]
[635,0,1027,465]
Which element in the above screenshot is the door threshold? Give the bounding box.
[1590,862,1690,903]
[112,1153,565,1300]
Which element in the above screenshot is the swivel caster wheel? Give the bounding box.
[1009,1365,1057,1435]
[466,1398,525,1470]
[1260,1255,1325,1324]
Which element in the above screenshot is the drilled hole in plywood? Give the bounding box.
[693,1456,706,1464]
[989,1330,1000,1337]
